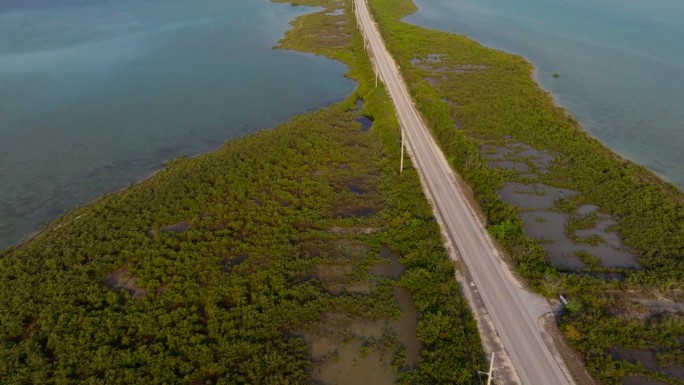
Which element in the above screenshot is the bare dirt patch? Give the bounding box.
[344,178,373,195]
[148,221,190,237]
[159,221,190,233]
[329,226,384,235]
[313,263,370,295]
[333,201,377,218]
[103,266,147,298]
[296,238,371,261]
[222,254,248,272]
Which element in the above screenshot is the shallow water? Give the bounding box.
[308,287,420,384]
[619,351,658,375]
[518,210,583,270]
[487,160,529,173]
[307,246,421,383]
[519,209,640,270]
[610,348,684,381]
[575,219,622,249]
[312,340,396,385]
[576,204,599,216]
[407,0,684,189]
[393,286,420,368]
[482,142,553,173]
[486,140,640,270]
[621,377,668,385]
[498,182,577,210]
[371,245,405,280]
[0,0,354,248]
[356,116,373,132]
[306,314,396,384]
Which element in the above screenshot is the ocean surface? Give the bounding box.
[406,0,684,189]
[0,0,354,248]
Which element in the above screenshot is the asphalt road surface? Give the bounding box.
[353,1,570,383]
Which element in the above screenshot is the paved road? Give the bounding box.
[353,1,570,384]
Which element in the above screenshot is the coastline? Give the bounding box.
[403,0,684,191]
[0,0,354,251]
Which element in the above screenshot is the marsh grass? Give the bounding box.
[0,1,486,383]
[366,0,684,382]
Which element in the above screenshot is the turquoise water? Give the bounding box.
[0,0,354,248]
[406,0,684,189]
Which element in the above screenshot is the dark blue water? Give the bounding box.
[406,0,684,189]
[0,0,355,248]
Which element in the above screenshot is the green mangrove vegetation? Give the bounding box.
[0,0,486,383]
[366,0,684,383]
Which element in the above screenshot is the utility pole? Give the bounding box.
[375,65,378,87]
[354,0,401,174]
[399,128,404,173]
[478,353,495,385]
